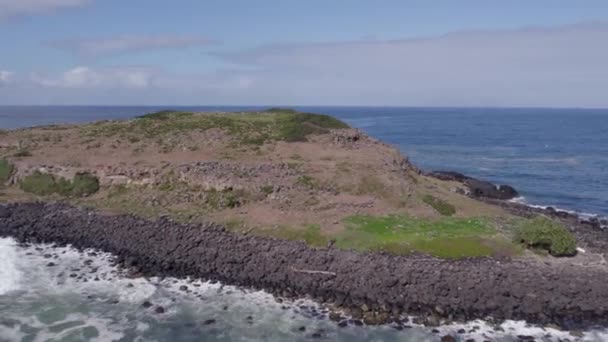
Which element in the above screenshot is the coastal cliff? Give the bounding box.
[1,109,607,330]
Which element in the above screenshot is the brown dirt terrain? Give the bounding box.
[0,109,598,261]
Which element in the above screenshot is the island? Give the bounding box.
[1,108,607,333]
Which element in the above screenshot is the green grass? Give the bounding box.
[0,159,14,184]
[19,171,99,197]
[69,173,101,197]
[422,194,456,216]
[514,216,576,256]
[19,171,57,196]
[269,224,329,247]
[296,175,318,189]
[82,109,350,146]
[335,214,517,259]
[261,185,274,195]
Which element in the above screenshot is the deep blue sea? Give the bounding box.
[1,105,606,217]
[1,106,608,341]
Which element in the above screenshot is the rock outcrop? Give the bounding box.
[427,171,519,200]
[2,202,608,330]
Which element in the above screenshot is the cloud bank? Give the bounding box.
[0,70,13,86]
[0,0,88,18]
[31,66,153,89]
[2,22,608,107]
[51,35,215,56]
[212,22,608,107]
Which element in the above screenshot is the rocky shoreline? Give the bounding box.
[426,170,608,254]
[2,202,608,331]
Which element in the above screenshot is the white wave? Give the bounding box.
[431,318,608,342]
[3,313,125,342]
[0,238,22,296]
[481,156,580,165]
[509,197,605,221]
[3,240,608,341]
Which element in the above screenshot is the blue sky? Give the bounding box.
[1,0,608,107]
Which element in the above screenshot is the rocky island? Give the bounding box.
[1,109,607,333]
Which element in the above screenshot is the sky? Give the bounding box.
[1,0,608,107]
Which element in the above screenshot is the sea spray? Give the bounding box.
[1,239,608,341]
[0,238,21,296]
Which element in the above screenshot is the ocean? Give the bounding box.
[1,106,607,341]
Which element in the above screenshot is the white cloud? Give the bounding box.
[0,70,13,86]
[3,22,608,107]
[51,34,215,56]
[0,0,88,18]
[32,66,153,89]
[214,22,608,107]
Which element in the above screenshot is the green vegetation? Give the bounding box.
[13,149,32,157]
[270,224,329,247]
[19,172,57,196]
[422,194,456,216]
[136,110,193,120]
[280,112,349,142]
[82,109,350,146]
[19,171,99,197]
[69,173,101,197]
[0,159,15,184]
[296,175,318,189]
[514,216,576,256]
[356,175,388,198]
[335,214,517,259]
[261,185,274,195]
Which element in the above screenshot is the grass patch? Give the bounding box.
[136,110,193,120]
[422,194,456,216]
[0,159,15,184]
[337,161,351,173]
[514,216,576,256]
[19,171,99,197]
[224,218,245,231]
[69,173,101,197]
[83,109,349,146]
[336,214,517,259]
[356,175,388,197]
[270,224,329,247]
[296,175,318,189]
[261,185,274,195]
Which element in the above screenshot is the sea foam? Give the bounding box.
[0,238,22,296]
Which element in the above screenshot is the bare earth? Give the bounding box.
[0,109,604,264]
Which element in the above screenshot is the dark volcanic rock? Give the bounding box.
[1,202,608,330]
[427,171,519,200]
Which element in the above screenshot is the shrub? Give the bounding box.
[514,216,576,256]
[422,194,456,216]
[261,185,274,195]
[224,192,241,208]
[13,149,32,157]
[296,175,317,189]
[19,171,57,196]
[70,172,100,197]
[265,108,298,113]
[0,159,15,184]
[278,111,350,142]
[136,110,180,120]
[19,171,100,197]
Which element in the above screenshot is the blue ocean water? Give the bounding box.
[0,106,606,217]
